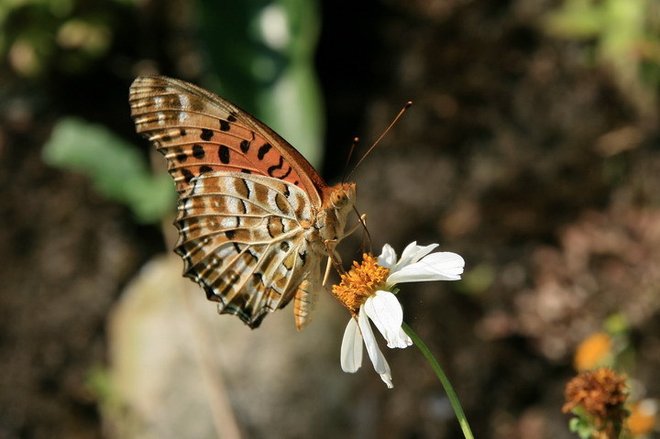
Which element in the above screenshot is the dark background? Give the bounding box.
[1,0,659,438]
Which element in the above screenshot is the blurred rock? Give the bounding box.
[107,254,354,438]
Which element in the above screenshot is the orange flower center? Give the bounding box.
[332,254,390,315]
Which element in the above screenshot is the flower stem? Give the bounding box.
[402,322,474,439]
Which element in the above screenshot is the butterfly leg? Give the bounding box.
[322,256,333,286]
[345,213,368,237]
[323,214,367,281]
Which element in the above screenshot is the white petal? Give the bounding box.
[340,317,363,373]
[364,291,411,349]
[395,242,439,272]
[388,252,465,284]
[358,306,393,388]
[379,370,394,389]
[377,243,397,269]
[395,326,412,347]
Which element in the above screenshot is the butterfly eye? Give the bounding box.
[331,191,348,208]
[329,183,357,209]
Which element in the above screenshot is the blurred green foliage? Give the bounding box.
[0,0,132,77]
[457,263,495,296]
[42,118,175,223]
[199,0,324,167]
[568,410,597,439]
[545,0,660,114]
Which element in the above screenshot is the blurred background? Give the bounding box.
[1,0,659,438]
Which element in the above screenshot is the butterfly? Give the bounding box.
[129,76,356,329]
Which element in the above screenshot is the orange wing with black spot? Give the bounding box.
[129,76,326,204]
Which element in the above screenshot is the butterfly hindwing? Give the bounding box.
[175,171,316,327]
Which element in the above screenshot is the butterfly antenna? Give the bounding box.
[346,101,413,180]
[341,137,360,183]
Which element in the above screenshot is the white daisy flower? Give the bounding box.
[333,242,465,388]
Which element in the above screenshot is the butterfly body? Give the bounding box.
[129,76,355,329]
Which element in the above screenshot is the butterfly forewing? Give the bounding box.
[129,76,323,204]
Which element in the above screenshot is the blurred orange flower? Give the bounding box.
[627,399,657,436]
[574,332,612,371]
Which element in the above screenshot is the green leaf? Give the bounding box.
[544,0,604,38]
[42,117,175,223]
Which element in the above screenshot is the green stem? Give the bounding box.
[402,322,474,439]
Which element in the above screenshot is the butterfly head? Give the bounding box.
[328,182,356,210]
[317,182,357,244]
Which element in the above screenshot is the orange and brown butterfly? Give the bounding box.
[129,76,356,329]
